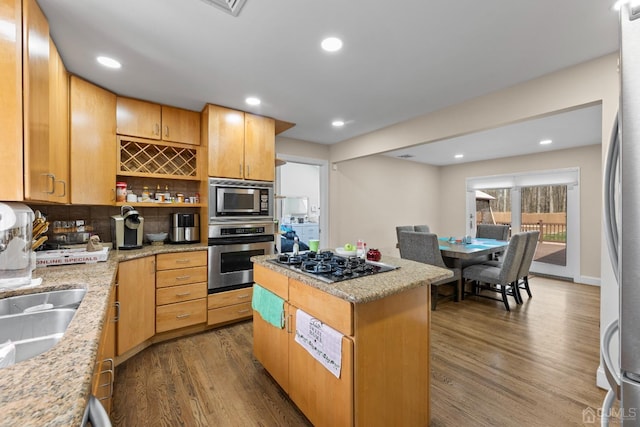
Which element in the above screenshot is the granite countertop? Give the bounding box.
[0,243,207,427]
[252,254,453,304]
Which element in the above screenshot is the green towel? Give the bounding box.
[252,284,285,329]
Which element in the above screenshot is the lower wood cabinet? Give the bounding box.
[93,285,117,414]
[116,257,155,356]
[155,251,207,333]
[207,287,253,326]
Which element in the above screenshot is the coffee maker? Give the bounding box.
[111,206,144,250]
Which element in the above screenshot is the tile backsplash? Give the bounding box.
[27,204,201,245]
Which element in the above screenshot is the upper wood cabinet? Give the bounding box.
[204,104,275,181]
[116,97,200,145]
[22,0,50,202]
[0,0,24,201]
[70,76,117,205]
[47,39,69,203]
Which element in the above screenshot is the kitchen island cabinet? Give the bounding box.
[252,256,452,427]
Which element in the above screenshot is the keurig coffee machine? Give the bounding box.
[111,206,144,249]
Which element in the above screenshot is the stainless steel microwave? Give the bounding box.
[208,178,273,222]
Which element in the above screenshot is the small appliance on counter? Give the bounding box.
[169,213,199,243]
[0,202,34,287]
[110,206,144,250]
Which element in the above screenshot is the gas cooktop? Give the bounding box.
[268,251,398,283]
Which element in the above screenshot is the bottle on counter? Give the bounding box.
[361,242,367,259]
[141,186,151,202]
[293,236,300,255]
[356,239,365,258]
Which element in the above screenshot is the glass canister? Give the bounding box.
[0,202,34,287]
[116,182,127,203]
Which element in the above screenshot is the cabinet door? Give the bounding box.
[117,257,156,356]
[288,306,354,427]
[22,0,50,201]
[93,286,117,414]
[205,104,244,179]
[244,113,275,181]
[116,97,161,140]
[161,105,200,145]
[70,76,117,204]
[0,0,23,201]
[48,40,69,203]
[253,301,290,392]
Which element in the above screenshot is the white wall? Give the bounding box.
[279,162,320,220]
[329,155,440,257]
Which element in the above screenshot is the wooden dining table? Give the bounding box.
[438,237,510,301]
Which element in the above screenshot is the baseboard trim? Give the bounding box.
[577,275,601,286]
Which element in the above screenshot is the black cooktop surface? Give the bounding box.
[268,251,398,283]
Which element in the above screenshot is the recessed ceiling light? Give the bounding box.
[539,139,553,145]
[245,97,261,106]
[332,120,345,127]
[97,56,121,69]
[321,37,343,52]
[454,154,464,159]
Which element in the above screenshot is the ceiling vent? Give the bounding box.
[397,154,415,159]
[200,0,247,16]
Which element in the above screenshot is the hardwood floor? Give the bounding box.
[112,276,612,426]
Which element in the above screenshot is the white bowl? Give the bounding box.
[146,232,168,242]
[335,247,357,256]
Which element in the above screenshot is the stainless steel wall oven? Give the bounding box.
[207,221,274,293]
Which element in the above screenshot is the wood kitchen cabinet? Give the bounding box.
[22,0,50,202]
[117,256,156,356]
[155,251,207,333]
[70,76,117,205]
[116,97,201,145]
[93,284,117,415]
[207,287,253,327]
[203,104,275,181]
[253,263,430,427]
[47,39,70,203]
[0,0,23,201]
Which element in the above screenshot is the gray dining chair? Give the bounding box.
[483,230,540,303]
[476,224,509,241]
[462,232,527,311]
[398,231,460,310]
[395,225,431,248]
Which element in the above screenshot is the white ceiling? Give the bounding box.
[384,104,603,166]
[38,0,619,146]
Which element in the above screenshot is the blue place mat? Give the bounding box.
[439,245,449,250]
[438,237,449,241]
[465,244,491,250]
[475,238,499,242]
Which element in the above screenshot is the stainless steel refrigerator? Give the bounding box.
[602,2,640,425]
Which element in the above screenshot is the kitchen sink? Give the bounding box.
[0,289,86,316]
[0,308,77,366]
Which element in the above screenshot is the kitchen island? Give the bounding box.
[251,254,452,427]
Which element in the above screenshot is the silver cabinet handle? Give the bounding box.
[236,294,250,299]
[175,259,190,264]
[246,164,250,177]
[175,291,191,297]
[176,313,191,319]
[113,301,120,322]
[239,163,242,176]
[237,309,250,314]
[154,123,160,136]
[43,173,56,194]
[175,275,191,280]
[164,125,169,137]
[56,180,67,197]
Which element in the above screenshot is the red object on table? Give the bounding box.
[367,248,382,262]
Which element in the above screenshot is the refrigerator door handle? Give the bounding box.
[603,112,620,283]
[602,319,621,398]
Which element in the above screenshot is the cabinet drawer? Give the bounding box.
[208,302,252,326]
[157,282,207,305]
[156,251,207,271]
[208,287,253,310]
[156,266,207,288]
[289,279,353,336]
[156,298,207,333]
[254,264,288,299]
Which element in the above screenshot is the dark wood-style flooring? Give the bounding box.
[112,276,613,426]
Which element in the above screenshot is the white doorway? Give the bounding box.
[466,168,580,280]
[275,155,329,252]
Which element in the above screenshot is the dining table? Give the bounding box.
[438,237,510,301]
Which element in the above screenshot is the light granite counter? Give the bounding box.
[0,243,207,427]
[251,254,453,304]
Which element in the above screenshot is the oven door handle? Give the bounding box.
[208,234,275,245]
